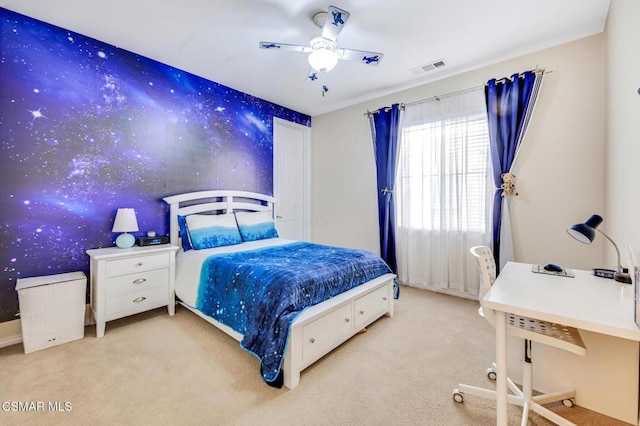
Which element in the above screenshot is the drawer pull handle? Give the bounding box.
[132,278,147,284]
[132,296,146,303]
[359,310,364,315]
[344,318,350,323]
[136,262,143,267]
[309,338,315,344]
[383,297,388,301]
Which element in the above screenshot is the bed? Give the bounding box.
[163,190,396,389]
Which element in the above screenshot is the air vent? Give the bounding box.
[411,59,447,75]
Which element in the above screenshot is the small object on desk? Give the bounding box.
[531,264,575,278]
[543,263,563,272]
[592,268,615,279]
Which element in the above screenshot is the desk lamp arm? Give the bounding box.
[596,229,623,274]
[596,229,632,283]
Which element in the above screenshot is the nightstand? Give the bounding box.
[86,244,179,337]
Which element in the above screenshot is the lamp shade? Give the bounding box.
[112,208,139,233]
[308,48,339,73]
[566,214,602,244]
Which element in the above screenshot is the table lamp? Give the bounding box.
[566,214,632,284]
[112,208,139,248]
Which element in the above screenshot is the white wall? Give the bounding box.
[311,34,606,270]
[310,110,380,252]
[605,0,640,269]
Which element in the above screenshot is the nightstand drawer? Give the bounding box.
[105,252,169,277]
[106,286,168,317]
[105,268,169,297]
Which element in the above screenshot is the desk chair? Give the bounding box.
[453,246,587,426]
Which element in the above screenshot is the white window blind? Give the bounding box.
[397,111,490,232]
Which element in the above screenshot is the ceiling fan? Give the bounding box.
[259,5,384,82]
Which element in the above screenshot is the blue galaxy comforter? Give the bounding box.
[196,241,392,386]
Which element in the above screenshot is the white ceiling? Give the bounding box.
[0,0,611,116]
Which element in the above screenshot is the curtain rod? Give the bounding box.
[366,68,550,115]
[489,67,548,86]
[403,85,484,108]
[365,105,404,117]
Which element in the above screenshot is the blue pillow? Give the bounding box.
[178,215,193,252]
[234,211,278,242]
[185,214,242,249]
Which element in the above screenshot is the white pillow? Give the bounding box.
[234,211,278,242]
[185,214,242,249]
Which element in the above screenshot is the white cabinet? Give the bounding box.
[16,272,87,354]
[86,245,178,337]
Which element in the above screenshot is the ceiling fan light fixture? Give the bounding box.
[308,48,339,73]
[259,6,384,80]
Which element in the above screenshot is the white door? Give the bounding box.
[273,118,310,241]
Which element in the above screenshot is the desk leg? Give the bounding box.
[495,310,508,426]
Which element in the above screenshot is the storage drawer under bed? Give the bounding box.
[302,304,353,363]
[354,285,390,328]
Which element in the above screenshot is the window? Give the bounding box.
[396,97,491,233]
[394,88,492,296]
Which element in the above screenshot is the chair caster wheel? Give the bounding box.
[486,367,497,381]
[452,389,464,403]
[562,398,575,408]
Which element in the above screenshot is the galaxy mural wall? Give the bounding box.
[0,8,311,323]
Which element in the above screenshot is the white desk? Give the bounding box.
[483,262,640,425]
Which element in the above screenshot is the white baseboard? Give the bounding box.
[0,304,93,349]
[0,319,22,349]
[0,333,22,349]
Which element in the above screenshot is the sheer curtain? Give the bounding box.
[395,88,492,298]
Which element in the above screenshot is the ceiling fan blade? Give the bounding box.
[337,48,384,66]
[259,41,311,52]
[306,68,321,82]
[321,6,350,42]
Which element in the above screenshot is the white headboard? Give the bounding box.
[162,190,276,247]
